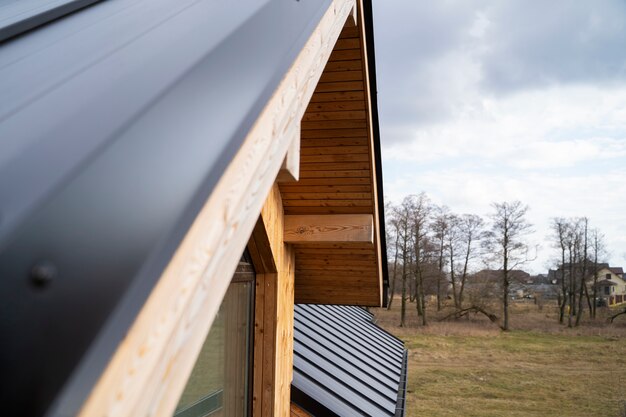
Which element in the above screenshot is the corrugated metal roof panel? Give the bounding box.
[293,304,408,417]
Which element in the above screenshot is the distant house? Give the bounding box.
[548,263,626,307]
[592,267,626,306]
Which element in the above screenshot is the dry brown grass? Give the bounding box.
[372,299,626,417]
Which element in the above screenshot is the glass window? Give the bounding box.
[174,255,255,417]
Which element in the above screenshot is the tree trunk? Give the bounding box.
[575,221,588,326]
[459,239,471,308]
[437,237,444,311]
[387,230,400,310]
[400,267,406,327]
[400,233,408,327]
[503,272,510,331]
[568,249,574,328]
[503,241,510,331]
[559,248,566,324]
[418,272,427,326]
[449,244,458,309]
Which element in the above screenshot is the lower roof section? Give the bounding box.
[292,304,407,417]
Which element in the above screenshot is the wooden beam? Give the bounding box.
[277,123,300,183]
[77,1,356,416]
[252,184,296,417]
[284,214,373,244]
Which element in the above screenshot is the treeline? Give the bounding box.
[386,193,608,330]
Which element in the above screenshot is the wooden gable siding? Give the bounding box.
[280,21,382,306]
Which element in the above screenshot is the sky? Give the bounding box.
[372,0,626,274]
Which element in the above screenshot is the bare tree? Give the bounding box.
[456,214,484,308]
[551,218,569,323]
[575,218,589,326]
[394,199,412,327]
[446,214,461,309]
[484,201,533,331]
[564,219,580,328]
[386,202,401,310]
[407,193,431,325]
[431,205,450,311]
[590,229,607,319]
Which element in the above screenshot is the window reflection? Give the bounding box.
[174,259,254,417]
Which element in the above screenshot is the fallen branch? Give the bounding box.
[608,308,626,323]
[439,305,503,330]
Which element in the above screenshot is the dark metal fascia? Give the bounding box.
[362,0,389,308]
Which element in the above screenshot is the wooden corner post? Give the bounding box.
[248,184,295,417]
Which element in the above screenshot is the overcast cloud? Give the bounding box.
[373,0,626,272]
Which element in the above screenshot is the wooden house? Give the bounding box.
[0,0,390,416]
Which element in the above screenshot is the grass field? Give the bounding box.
[372,300,626,417]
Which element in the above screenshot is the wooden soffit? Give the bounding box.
[279,1,384,307]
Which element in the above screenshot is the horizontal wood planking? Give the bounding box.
[281,177,370,186]
[328,48,362,61]
[300,135,368,145]
[286,14,384,307]
[284,206,373,215]
[294,288,379,306]
[308,90,365,103]
[300,154,369,163]
[312,80,364,93]
[300,161,370,171]
[333,37,360,50]
[295,251,375,259]
[296,259,377,268]
[306,100,365,112]
[302,110,366,122]
[279,184,371,193]
[283,200,372,207]
[319,70,363,83]
[281,192,371,201]
[321,60,362,72]
[339,25,359,38]
[300,145,368,155]
[284,214,373,244]
[298,170,370,178]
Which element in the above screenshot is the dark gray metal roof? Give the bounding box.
[0,1,332,416]
[292,304,407,417]
[0,0,102,42]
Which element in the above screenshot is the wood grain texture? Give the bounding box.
[77,1,356,416]
[277,124,301,183]
[283,0,385,307]
[284,214,373,244]
[255,184,296,417]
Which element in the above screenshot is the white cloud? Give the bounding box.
[382,85,626,169]
[375,1,626,273]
